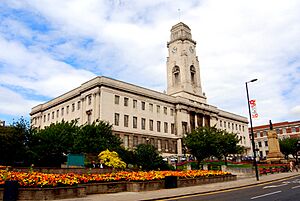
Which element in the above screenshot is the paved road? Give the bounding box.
[160,175,300,201]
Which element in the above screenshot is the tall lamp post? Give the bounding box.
[246,78,259,181]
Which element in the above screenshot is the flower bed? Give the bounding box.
[0,170,235,200]
[0,170,231,188]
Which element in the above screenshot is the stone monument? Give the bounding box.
[266,120,285,163]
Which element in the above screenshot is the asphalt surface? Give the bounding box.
[161,175,300,201]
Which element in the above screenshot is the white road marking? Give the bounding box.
[263,183,288,189]
[292,185,300,189]
[250,191,282,200]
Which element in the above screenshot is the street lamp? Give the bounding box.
[246,78,259,181]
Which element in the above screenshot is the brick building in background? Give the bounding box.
[251,120,300,159]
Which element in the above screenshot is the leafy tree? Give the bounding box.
[279,138,299,161]
[215,130,243,165]
[184,126,219,168]
[0,117,32,166]
[98,149,126,169]
[29,120,79,166]
[135,144,166,171]
[74,121,122,155]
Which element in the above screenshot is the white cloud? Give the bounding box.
[0,0,300,126]
[0,86,40,116]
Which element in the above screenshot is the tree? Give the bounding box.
[98,149,126,169]
[29,120,79,166]
[0,117,32,166]
[74,121,122,155]
[279,138,299,161]
[184,126,219,168]
[135,144,166,171]
[215,130,244,165]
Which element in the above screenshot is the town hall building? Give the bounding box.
[30,22,250,157]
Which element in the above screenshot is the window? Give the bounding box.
[264,141,268,147]
[220,120,222,127]
[263,131,267,136]
[236,124,238,130]
[141,118,146,130]
[157,105,160,113]
[258,141,262,147]
[47,113,50,121]
[242,126,244,132]
[56,110,59,118]
[182,122,187,134]
[190,65,196,84]
[165,141,169,151]
[164,122,168,133]
[88,96,92,105]
[243,136,246,144]
[141,101,145,110]
[164,107,167,115]
[77,101,81,110]
[157,139,161,151]
[72,103,75,112]
[124,97,129,106]
[150,138,154,146]
[239,125,241,131]
[87,112,92,124]
[149,120,153,131]
[149,103,153,112]
[171,123,175,134]
[133,100,137,108]
[276,128,280,134]
[282,128,287,134]
[66,105,69,114]
[170,109,174,116]
[61,108,64,116]
[292,127,296,133]
[124,115,129,127]
[228,122,230,129]
[257,131,261,137]
[124,135,129,148]
[173,66,180,85]
[142,137,146,144]
[224,121,226,128]
[115,95,120,104]
[114,113,119,126]
[232,123,234,130]
[157,121,161,132]
[133,117,137,128]
[133,136,138,147]
[44,115,46,122]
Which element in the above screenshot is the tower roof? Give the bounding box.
[168,22,196,46]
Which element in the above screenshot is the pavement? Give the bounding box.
[60,172,300,201]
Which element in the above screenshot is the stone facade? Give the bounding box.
[30,22,250,157]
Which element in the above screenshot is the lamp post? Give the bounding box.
[246,78,259,181]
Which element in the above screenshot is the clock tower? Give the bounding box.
[166,22,206,103]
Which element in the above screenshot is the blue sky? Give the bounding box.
[0,0,300,126]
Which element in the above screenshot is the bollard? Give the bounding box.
[3,180,19,201]
[165,176,177,189]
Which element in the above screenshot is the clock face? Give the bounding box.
[172,46,177,53]
[189,46,194,53]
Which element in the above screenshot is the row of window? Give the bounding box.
[114,113,175,134]
[220,120,245,132]
[256,126,298,138]
[34,96,94,125]
[114,95,174,116]
[122,134,177,152]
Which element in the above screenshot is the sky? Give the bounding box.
[0,0,299,127]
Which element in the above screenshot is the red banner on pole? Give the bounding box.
[249,99,258,118]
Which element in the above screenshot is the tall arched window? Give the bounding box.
[190,65,196,85]
[172,66,180,85]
